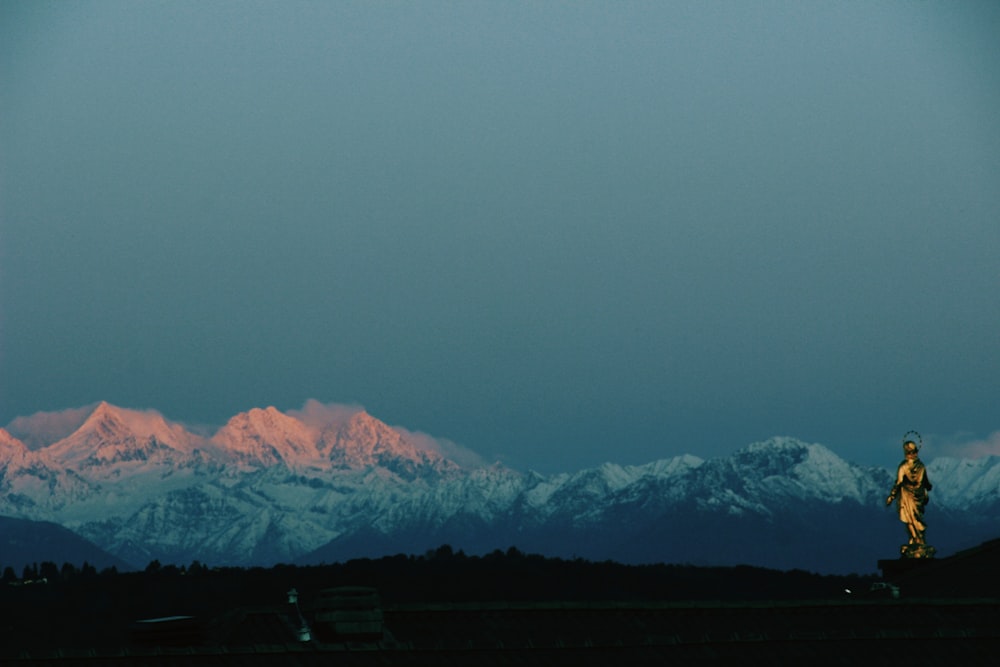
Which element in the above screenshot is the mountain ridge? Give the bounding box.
[3,402,999,574]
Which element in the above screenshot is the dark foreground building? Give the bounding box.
[3,539,999,666]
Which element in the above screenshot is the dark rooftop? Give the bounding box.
[3,539,999,665]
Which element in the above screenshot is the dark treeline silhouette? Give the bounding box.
[310,544,876,603]
[3,560,117,583]
[0,545,876,650]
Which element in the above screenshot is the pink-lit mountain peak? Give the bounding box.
[85,402,194,445]
[212,406,320,466]
[324,410,402,450]
[78,401,126,438]
[44,402,198,466]
[7,402,462,474]
[341,410,398,441]
[217,406,317,443]
[320,410,447,469]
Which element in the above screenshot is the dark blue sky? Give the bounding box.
[2,1,999,472]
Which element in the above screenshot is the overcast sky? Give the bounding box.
[2,0,998,473]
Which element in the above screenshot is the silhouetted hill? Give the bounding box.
[0,515,134,573]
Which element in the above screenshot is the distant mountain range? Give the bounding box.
[2,402,998,574]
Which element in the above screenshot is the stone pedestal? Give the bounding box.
[900,543,936,559]
[877,549,936,582]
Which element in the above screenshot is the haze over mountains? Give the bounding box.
[2,402,998,575]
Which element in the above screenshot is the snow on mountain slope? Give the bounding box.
[406,464,527,524]
[729,437,888,505]
[0,403,474,565]
[0,427,94,518]
[211,406,321,469]
[81,479,345,566]
[44,402,204,472]
[926,456,1000,510]
[600,455,705,511]
[318,410,458,477]
[4,402,999,573]
[522,456,704,525]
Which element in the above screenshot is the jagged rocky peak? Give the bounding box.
[43,402,198,467]
[738,436,862,474]
[320,410,401,460]
[341,410,400,443]
[79,401,125,437]
[726,436,883,504]
[221,406,308,434]
[733,436,819,471]
[81,402,190,444]
[212,406,320,467]
[318,410,447,469]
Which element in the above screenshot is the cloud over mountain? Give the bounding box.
[5,404,100,450]
[933,430,1000,460]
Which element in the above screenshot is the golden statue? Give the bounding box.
[885,432,935,558]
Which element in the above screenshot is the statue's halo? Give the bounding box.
[902,430,923,450]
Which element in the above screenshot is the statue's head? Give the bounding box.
[901,430,922,457]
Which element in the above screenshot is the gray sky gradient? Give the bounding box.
[2,0,998,472]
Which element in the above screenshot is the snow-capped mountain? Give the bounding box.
[43,401,204,472]
[319,410,456,476]
[212,406,321,469]
[2,403,998,575]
